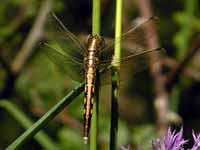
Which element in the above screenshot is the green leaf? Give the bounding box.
[6,83,84,150]
[0,100,57,149]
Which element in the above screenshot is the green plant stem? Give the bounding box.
[92,0,100,34]
[0,100,57,149]
[6,83,84,150]
[90,0,100,149]
[110,0,122,149]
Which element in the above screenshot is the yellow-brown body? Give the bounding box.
[83,34,104,143]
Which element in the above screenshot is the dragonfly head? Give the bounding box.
[86,34,105,52]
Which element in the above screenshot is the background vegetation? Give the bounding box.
[0,0,199,149]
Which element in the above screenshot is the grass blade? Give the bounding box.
[0,100,57,149]
[6,83,84,150]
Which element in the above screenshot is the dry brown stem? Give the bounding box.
[164,57,200,82]
[0,0,52,98]
[137,0,169,138]
[11,0,52,74]
[166,36,200,91]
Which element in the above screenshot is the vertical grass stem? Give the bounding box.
[110,0,122,149]
[90,0,101,149]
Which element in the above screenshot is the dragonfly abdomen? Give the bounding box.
[83,65,98,143]
[83,55,98,142]
[83,34,102,143]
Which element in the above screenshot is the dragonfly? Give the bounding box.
[43,13,164,144]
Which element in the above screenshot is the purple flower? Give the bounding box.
[120,127,200,150]
[164,128,187,150]
[191,130,200,150]
[152,128,187,150]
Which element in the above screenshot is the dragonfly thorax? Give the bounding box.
[86,34,105,53]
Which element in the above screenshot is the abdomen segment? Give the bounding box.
[83,69,96,143]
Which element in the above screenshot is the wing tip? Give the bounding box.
[157,47,166,52]
[150,16,160,21]
[39,38,48,44]
[152,47,166,57]
[49,11,55,17]
[46,11,55,19]
[49,11,61,24]
[39,40,48,47]
[151,47,166,54]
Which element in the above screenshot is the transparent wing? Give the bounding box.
[99,17,159,62]
[42,41,85,82]
[42,13,86,82]
[45,13,85,60]
[42,14,164,85]
[99,48,165,85]
[98,17,164,84]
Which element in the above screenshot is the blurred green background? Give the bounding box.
[0,0,200,149]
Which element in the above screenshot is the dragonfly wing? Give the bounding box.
[42,42,85,82]
[98,16,164,85]
[99,16,159,62]
[45,13,86,59]
[98,48,165,85]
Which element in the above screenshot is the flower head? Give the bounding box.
[120,127,200,150]
[164,128,187,150]
[191,130,200,150]
[152,128,187,150]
